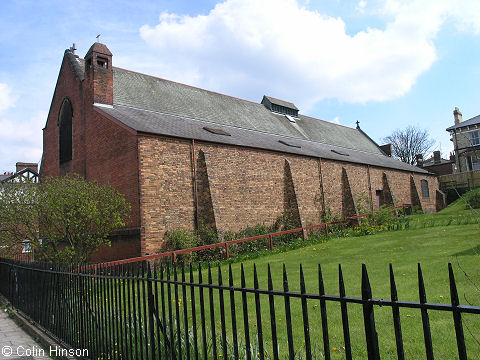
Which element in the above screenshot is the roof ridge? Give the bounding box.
[299,113,356,130]
[77,56,362,131]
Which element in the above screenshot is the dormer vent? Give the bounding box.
[279,139,301,148]
[203,127,231,136]
[331,149,349,156]
[261,95,299,117]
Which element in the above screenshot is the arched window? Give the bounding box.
[58,98,73,164]
[421,179,429,198]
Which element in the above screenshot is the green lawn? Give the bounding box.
[173,204,480,359]
[92,202,480,360]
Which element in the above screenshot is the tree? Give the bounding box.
[382,125,435,165]
[0,175,130,265]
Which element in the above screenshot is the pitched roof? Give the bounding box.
[422,157,452,166]
[446,114,480,131]
[67,50,430,174]
[0,168,39,184]
[69,53,381,154]
[111,67,384,154]
[96,103,429,174]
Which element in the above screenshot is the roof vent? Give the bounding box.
[279,140,301,148]
[203,127,231,136]
[261,95,299,117]
[331,149,349,156]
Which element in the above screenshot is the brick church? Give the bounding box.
[41,42,442,262]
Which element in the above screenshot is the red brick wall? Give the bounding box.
[41,52,142,260]
[138,136,195,255]
[43,53,440,260]
[85,109,140,228]
[138,134,440,254]
[42,54,85,177]
[412,173,437,213]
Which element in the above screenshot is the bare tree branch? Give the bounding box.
[383,125,435,165]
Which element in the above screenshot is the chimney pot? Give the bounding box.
[16,162,38,173]
[415,154,424,167]
[454,107,463,125]
[433,151,441,164]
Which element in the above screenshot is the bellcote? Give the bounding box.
[84,42,113,105]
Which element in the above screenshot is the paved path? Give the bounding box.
[0,310,52,360]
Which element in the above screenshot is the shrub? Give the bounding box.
[164,228,200,262]
[197,224,221,261]
[227,224,271,256]
[351,206,400,236]
[465,192,480,209]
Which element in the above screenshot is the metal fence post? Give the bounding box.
[361,264,380,360]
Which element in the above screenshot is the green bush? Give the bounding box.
[227,224,271,257]
[164,228,200,262]
[465,191,480,209]
[351,206,400,236]
[196,224,221,261]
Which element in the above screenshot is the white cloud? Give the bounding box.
[0,110,45,169]
[356,1,367,13]
[139,0,480,109]
[0,83,17,114]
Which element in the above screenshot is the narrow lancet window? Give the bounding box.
[59,98,73,164]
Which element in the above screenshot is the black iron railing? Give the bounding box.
[0,259,479,359]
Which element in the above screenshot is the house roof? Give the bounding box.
[0,168,39,184]
[96,103,430,174]
[422,157,453,167]
[67,49,430,174]
[446,114,480,131]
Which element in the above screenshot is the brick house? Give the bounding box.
[447,107,480,172]
[419,151,454,176]
[0,162,39,259]
[0,163,39,184]
[41,42,442,262]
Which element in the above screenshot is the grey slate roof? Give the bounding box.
[446,115,480,131]
[96,104,429,174]
[111,67,383,154]
[67,50,429,174]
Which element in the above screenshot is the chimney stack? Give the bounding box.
[380,144,392,156]
[16,162,38,173]
[433,151,441,164]
[454,107,463,125]
[415,154,423,167]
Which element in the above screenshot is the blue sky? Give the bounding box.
[1,0,480,172]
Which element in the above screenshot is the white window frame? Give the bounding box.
[469,130,479,146]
